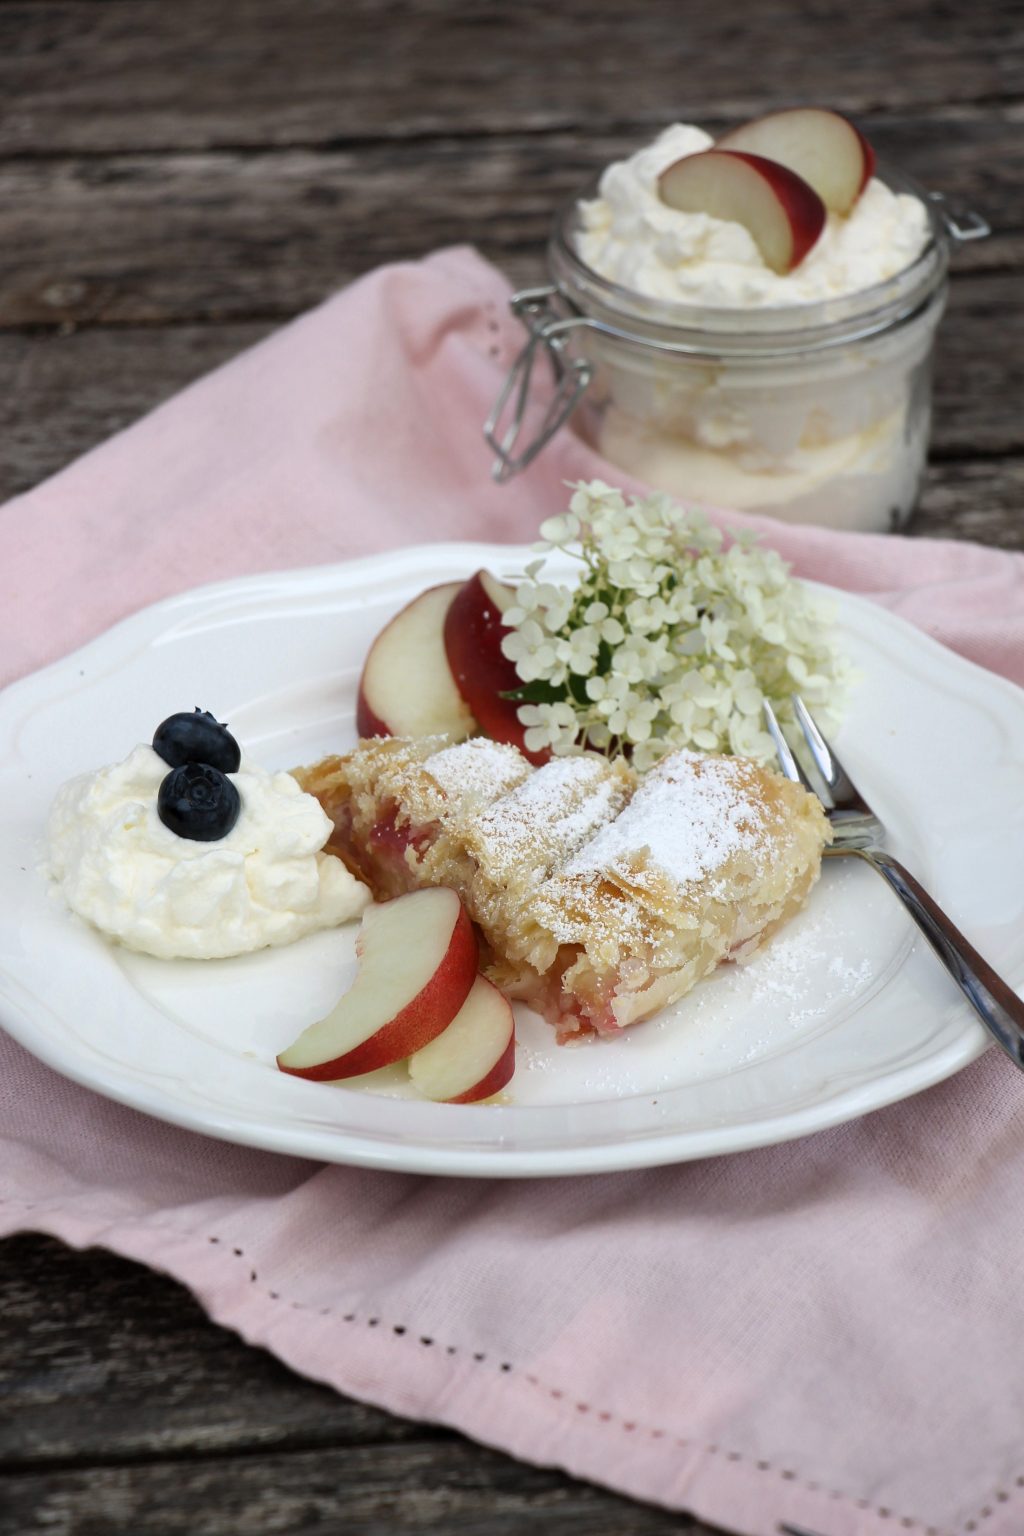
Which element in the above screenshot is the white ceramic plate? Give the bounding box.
[2,546,1023,1177]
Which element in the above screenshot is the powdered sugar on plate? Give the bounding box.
[511,860,910,1099]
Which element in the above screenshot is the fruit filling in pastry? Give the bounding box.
[293,735,533,897]
[296,737,829,1041]
[294,736,632,967]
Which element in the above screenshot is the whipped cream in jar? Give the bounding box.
[486,123,988,532]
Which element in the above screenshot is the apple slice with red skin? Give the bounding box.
[658,150,826,274]
[408,974,515,1103]
[718,108,875,216]
[356,582,477,742]
[443,569,550,766]
[276,887,477,1081]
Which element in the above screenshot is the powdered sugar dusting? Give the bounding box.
[424,738,527,803]
[474,755,628,873]
[462,858,909,1103]
[565,750,767,887]
[510,754,605,803]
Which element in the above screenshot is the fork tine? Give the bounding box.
[762,700,817,794]
[790,694,862,806]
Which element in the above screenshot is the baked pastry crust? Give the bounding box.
[528,750,829,1035]
[297,738,829,1040]
[293,735,532,898]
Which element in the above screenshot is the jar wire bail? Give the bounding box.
[484,286,595,482]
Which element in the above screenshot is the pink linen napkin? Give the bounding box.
[3,245,1024,1536]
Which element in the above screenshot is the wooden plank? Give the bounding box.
[0,143,548,329]
[0,323,271,500]
[910,458,1024,548]
[933,273,1024,459]
[0,118,1017,332]
[1,0,1021,154]
[0,1441,709,1536]
[0,1235,428,1466]
[1,275,1021,504]
[0,1236,718,1536]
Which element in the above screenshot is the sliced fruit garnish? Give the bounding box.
[356,582,476,742]
[658,149,826,274]
[718,108,875,216]
[276,887,477,1080]
[408,974,515,1103]
[443,569,550,766]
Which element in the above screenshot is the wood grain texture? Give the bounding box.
[0,1235,428,1468]
[932,273,1024,458]
[910,458,1024,547]
[1,272,1020,503]
[0,118,1018,330]
[0,323,271,499]
[2,0,1021,154]
[1,3,1022,1535]
[2,1448,699,1536]
[0,1236,709,1536]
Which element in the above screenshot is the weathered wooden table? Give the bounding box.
[2,4,1021,1531]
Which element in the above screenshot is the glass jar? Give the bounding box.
[486,166,987,533]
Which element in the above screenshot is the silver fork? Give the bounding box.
[764,695,1024,1069]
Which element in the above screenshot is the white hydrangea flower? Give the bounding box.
[519,701,579,755]
[538,512,580,545]
[556,625,600,674]
[585,672,632,714]
[501,480,850,768]
[621,698,660,744]
[501,619,563,684]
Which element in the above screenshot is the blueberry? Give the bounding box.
[158,763,241,842]
[153,708,241,773]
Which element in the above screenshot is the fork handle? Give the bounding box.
[839,848,1024,1068]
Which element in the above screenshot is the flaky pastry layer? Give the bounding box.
[296,737,830,1041]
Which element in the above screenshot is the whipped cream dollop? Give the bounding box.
[47,744,369,959]
[577,123,929,307]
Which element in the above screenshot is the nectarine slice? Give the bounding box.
[658,149,825,274]
[443,570,550,766]
[277,888,477,1081]
[719,108,875,216]
[356,582,476,742]
[408,975,515,1103]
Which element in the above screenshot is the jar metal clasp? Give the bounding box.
[926,190,991,243]
[484,285,595,482]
